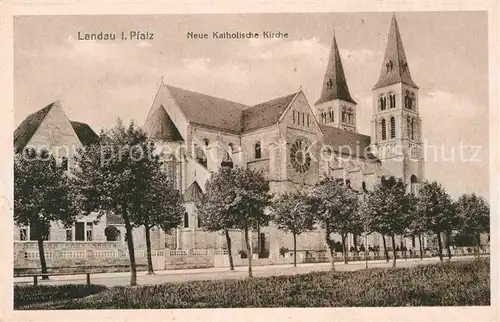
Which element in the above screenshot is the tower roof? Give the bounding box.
[373,14,418,90]
[143,105,183,141]
[316,32,356,105]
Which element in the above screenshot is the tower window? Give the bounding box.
[411,118,415,140]
[184,213,189,228]
[380,96,387,111]
[411,93,415,110]
[302,112,305,126]
[390,117,396,138]
[293,110,296,124]
[307,114,310,127]
[61,157,69,171]
[407,117,412,138]
[254,142,261,159]
[389,94,396,109]
[381,119,387,140]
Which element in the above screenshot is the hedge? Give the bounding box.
[16,259,489,309]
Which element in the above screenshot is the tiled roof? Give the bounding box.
[242,92,298,132]
[166,85,248,134]
[320,124,376,160]
[14,102,55,153]
[184,181,203,202]
[373,14,418,90]
[143,105,183,141]
[14,102,99,153]
[316,33,356,105]
[70,121,99,146]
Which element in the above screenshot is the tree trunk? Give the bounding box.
[145,226,154,275]
[342,234,348,264]
[124,214,137,286]
[293,232,297,267]
[244,227,253,278]
[382,235,389,263]
[436,232,443,262]
[418,234,424,260]
[446,232,452,261]
[476,233,481,260]
[325,228,335,271]
[224,229,234,271]
[37,238,49,280]
[391,235,397,267]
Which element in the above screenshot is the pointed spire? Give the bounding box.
[373,13,418,89]
[315,31,356,105]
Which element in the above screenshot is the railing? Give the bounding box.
[214,249,229,256]
[169,249,188,256]
[191,249,210,256]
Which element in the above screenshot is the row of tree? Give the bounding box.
[198,169,490,274]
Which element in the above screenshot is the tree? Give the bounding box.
[271,191,314,267]
[362,177,411,267]
[196,167,239,271]
[72,120,155,286]
[230,167,272,277]
[406,192,426,260]
[310,177,360,270]
[131,168,185,274]
[14,149,79,278]
[416,181,456,262]
[454,193,490,259]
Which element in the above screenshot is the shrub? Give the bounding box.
[14,284,108,309]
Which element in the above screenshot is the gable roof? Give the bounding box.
[373,14,418,90]
[143,105,183,141]
[316,33,356,105]
[14,101,99,153]
[70,121,99,146]
[14,102,55,153]
[242,92,298,132]
[166,85,248,134]
[320,124,377,160]
[184,181,203,202]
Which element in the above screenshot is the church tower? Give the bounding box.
[315,31,357,132]
[371,14,424,191]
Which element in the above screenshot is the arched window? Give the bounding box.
[184,213,189,228]
[411,93,416,110]
[389,93,396,109]
[390,117,396,138]
[307,113,310,127]
[362,181,367,192]
[293,110,296,124]
[254,142,261,159]
[162,155,177,185]
[411,118,415,140]
[404,91,410,109]
[203,138,209,147]
[381,119,387,140]
[407,117,412,138]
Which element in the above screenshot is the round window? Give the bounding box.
[290,139,312,174]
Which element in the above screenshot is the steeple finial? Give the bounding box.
[373,14,418,89]
[315,31,356,105]
[160,75,165,85]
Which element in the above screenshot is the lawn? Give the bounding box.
[15,259,490,309]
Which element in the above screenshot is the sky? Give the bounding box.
[13,12,489,200]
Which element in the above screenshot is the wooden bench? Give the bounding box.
[15,271,102,286]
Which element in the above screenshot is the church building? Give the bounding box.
[142,14,425,256]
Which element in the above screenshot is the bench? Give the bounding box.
[15,271,101,286]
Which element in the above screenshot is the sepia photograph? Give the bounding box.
[4,8,495,316]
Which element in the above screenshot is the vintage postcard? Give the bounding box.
[0,1,498,321]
